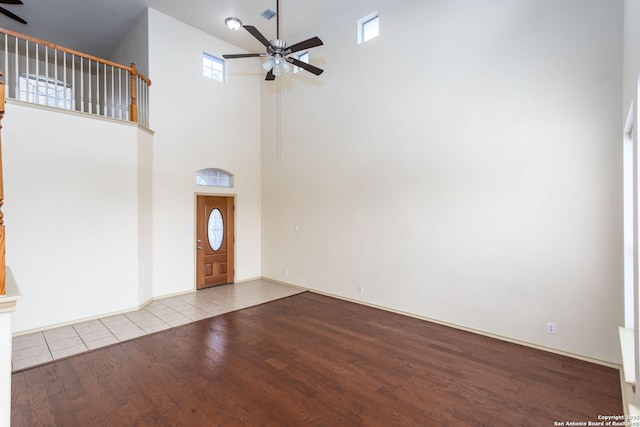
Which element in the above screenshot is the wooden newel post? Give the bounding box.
[129,62,138,123]
[0,71,6,296]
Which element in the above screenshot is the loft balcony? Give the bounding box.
[0,27,150,127]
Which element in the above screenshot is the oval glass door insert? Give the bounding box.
[207,208,224,251]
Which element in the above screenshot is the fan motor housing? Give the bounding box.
[268,39,289,55]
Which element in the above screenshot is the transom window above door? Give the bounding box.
[196,168,233,187]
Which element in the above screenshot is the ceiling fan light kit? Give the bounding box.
[222,0,324,81]
[263,54,290,75]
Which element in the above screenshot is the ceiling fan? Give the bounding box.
[222,0,323,81]
[0,0,26,25]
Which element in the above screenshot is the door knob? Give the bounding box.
[197,246,202,250]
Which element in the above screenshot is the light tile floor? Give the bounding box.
[12,279,304,372]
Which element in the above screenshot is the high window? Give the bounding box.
[203,53,225,82]
[358,12,379,44]
[196,168,233,187]
[294,52,309,74]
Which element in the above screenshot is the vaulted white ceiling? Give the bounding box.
[0,0,351,58]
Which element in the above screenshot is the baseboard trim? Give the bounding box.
[12,304,146,337]
[13,291,195,337]
[12,279,279,337]
[261,276,620,370]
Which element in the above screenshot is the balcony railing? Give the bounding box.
[0,27,151,127]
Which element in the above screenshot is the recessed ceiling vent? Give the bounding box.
[261,9,276,20]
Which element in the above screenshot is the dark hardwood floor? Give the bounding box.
[12,292,622,426]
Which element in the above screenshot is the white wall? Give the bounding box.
[262,0,624,363]
[110,8,150,77]
[147,9,262,297]
[624,0,640,112]
[111,10,154,306]
[4,103,143,332]
[137,128,154,305]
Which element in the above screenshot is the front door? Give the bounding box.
[196,195,234,289]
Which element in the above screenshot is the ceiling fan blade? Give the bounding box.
[0,6,26,24]
[287,37,323,54]
[0,0,23,4]
[287,57,324,76]
[222,53,266,59]
[265,70,276,81]
[243,25,271,49]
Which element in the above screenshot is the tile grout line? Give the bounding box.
[43,331,54,362]
[72,322,116,351]
[126,308,172,334]
[71,324,89,353]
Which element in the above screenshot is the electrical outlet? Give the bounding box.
[284,269,289,277]
[357,284,364,293]
[546,322,556,335]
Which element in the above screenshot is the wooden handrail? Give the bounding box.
[0,26,151,86]
[0,26,151,125]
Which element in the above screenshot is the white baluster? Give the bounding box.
[110,64,114,118]
[88,59,92,114]
[125,70,129,121]
[103,63,107,117]
[35,43,39,104]
[44,46,48,106]
[71,54,76,110]
[54,49,58,108]
[142,78,148,127]
[26,40,29,101]
[13,37,17,99]
[95,59,99,115]
[62,51,67,109]
[80,57,84,112]
[24,40,28,102]
[118,68,122,119]
[3,34,7,98]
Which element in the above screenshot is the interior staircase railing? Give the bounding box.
[0,27,151,127]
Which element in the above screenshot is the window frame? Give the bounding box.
[294,51,309,74]
[18,73,72,109]
[358,11,380,44]
[203,52,225,82]
[196,168,234,188]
